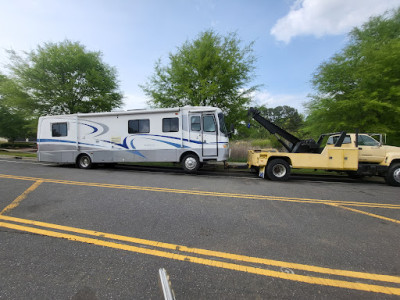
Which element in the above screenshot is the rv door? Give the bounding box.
[189,113,218,157]
[202,114,218,157]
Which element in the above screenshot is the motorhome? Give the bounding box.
[37,106,230,172]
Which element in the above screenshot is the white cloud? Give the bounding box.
[271,0,400,43]
[251,90,307,113]
[122,93,150,111]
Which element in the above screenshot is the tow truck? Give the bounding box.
[247,108,400,186]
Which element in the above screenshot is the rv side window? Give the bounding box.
[191,116,201,131]
[203,115,216,132]
[128,119,150,134]
[163,118,179,132]
[52,123,68,137]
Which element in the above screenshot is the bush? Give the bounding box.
[250,138,273,148]
[0,142,36,149]
[229,139,276,161]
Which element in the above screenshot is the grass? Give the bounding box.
[0,150,37,158]
[229,139,279,162]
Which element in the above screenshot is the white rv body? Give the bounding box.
[37,106,230,169]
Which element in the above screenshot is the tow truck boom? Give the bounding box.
[248,107,319,153]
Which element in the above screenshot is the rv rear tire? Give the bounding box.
[182,154,200,173]
[77,154,92,169]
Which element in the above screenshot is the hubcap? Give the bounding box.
[272,164,286,178]
[81,157,90,168]
[394,168,400,183]
[185,157,197,170]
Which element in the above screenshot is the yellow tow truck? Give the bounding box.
[247,108,400,186]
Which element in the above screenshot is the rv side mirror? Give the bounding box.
[228,124,235,138]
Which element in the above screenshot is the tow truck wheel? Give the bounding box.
[385,163,400,187]
[266,159,291,181]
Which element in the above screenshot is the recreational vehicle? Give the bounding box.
[37,106,230,172]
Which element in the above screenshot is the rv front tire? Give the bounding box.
[77,154,93,169]
[182,154,200,173]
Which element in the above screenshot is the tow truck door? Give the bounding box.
[358,134,386,163]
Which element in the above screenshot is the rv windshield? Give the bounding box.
[218,113,228,135]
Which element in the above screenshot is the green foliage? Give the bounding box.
[0,74,32,141]
[141,30,259,128]
[241,105,305,143]
[305,8,400,145]
[0,142,36,149]
[0,106,29,142]
[250,138,274,148]
[7,40,123,115]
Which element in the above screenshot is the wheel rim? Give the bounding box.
[272,164,286,178]
[185,157,197,170]
[394,168,400,184]
[80,156,90,168]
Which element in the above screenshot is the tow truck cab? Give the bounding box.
[327,133,400,166]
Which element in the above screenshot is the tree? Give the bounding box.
[305,8,400,145]
[245,105,304,140]
[141,30,259,127]
[0,74,32,141]
[7,40,123,116]
[260,105,304,133]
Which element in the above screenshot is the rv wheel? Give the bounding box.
[182,154,200,173]
[266,159,290,181]
[77,154,92,169]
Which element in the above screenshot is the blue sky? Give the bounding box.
[0,0,398,113]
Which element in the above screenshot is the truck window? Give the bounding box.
[128,119,150,134]
[203,115,216,132]
[327,135,351,145]
[191,116,201,131]
[358,135,379,146]
[52,123,68,137]
[162,118,179,132]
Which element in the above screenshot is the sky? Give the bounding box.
[0,0,399,113]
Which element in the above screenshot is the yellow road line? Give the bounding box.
[0,220,399,295]
[333,205,400,225]
[1,215,399,285]
[0,174,399,209]
[0,180,43,215]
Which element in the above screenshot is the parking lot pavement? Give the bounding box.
[0,158,399,299]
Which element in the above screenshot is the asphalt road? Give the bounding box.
[0,157,399,299]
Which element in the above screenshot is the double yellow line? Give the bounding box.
[1,173,399,209]
[1,215,400,295]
